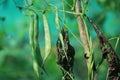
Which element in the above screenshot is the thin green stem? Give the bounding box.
[106,69,109,80]
[64,0,73,8]
[115,37,119,50]
[58,18,83,47]
[62,0,66,24]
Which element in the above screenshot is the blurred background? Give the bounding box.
[0,0,120,80]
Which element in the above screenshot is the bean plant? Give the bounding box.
[12,0,120,80]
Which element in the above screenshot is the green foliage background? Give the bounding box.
[0,0,120,80]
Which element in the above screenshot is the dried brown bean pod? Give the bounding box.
[56,28,75,80]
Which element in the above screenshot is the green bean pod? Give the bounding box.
[43,13,51,62]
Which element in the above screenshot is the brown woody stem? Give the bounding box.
[75,0,90,69]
